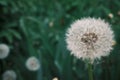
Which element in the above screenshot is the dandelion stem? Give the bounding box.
[88,62,93,80]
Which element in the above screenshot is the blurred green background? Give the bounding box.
[0,0,120,80]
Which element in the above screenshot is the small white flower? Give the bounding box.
[49,21,54,27]
[66,18,114,63]
[108,13,114,18]
[52,77,58,80]
[0,44,10,59]
[118,11,120,16]
[26,56,40,71]
[3,70,17,80]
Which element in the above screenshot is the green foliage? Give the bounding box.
[0,0,120,80]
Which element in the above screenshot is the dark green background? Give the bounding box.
[0,0,120,80]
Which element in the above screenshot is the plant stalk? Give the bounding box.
[88,63,93,80]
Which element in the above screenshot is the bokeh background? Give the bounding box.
[0,0,120,80]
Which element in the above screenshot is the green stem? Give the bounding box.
[88,63,93,80]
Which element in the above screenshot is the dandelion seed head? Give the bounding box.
[3,70,17,80]
[26,56,40,71]
[0,44,10,59]
[66,18,114,63]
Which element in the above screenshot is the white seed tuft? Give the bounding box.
[26,56,40,71]
[66,18,114,63]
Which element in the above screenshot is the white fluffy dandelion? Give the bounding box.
[26,56,40,71]
[0,44,10,59]
[66,18,114,63]
[2,70,17,80]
